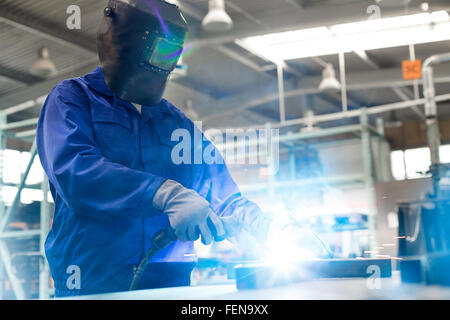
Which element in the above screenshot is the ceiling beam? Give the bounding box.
[0,1,215,115]
[0,2,96,53]
[214,45,270,75]
[0,65,44,85]
[198,64,450,121]
[0,60,216,123]
[0,62,98,110]
[227,1,269,30]
[353,49,425,119]
[0,2,97,86]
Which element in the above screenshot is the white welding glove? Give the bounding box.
[152,179,225,245]
[220,198,272,242]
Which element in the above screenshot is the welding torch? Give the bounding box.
[129,216,226,290]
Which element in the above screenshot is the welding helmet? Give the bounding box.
[97,0,188,106]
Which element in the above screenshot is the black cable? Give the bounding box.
[129,216,221,290]
[129,227,177,291]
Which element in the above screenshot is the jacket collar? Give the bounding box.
[83,66,112,96]
[83,66,172,115]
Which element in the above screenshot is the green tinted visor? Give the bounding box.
[147,37,183,72]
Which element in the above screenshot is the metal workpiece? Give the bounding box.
[234,259,392,290]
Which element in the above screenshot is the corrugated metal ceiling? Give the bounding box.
[0,0,449,125]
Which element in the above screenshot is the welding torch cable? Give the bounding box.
[129,227,177,291]
[285,212,334,258]
[307,228,334,258]
[129,215,226,290]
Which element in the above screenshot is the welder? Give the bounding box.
[36,0,270,297]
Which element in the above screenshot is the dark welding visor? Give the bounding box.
[143,37,184,72]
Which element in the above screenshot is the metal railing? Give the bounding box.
[0,101,51,300]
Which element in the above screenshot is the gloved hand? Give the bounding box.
[152,179,225,245]
[220,198,272,242]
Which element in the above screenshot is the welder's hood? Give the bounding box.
[97,0,188,106]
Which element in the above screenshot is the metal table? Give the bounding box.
[69,273,450,300]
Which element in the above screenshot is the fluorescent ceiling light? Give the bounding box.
[431,10,450,23]
[330,12,431,35]
[254,27,333,45]
[239,10,450,62]
[243,27,335,62]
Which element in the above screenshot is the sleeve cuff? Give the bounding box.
[139,176,167,217]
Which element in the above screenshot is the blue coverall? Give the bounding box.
[36,67,250,296]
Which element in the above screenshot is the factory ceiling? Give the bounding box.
[0,0,450,131]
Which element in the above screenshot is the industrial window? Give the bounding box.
[391,145,450,180]
[1,149,50,205]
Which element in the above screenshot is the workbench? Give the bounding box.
[70,272,450,300]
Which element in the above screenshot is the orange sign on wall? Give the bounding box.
[402,59,422,80]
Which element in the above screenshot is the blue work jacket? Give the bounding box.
[36,67,244,296]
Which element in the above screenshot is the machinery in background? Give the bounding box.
[1,202,47,299]
[192,144,375,286]
[277,146,325,206]
[278,146,372,259]
[191,209,373,287]
[298,213,370,258]
[398,53,450,286]
[397,163,450,286]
